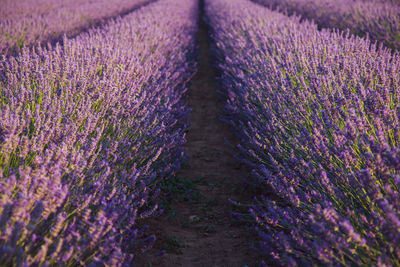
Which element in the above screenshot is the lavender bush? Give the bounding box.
[360,0,400,3]
[0,0,151,56]
[253,0,400,50]
[0,0,197,264]
[206,0,400,265]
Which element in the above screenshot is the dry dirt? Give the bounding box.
[136,7,260,267]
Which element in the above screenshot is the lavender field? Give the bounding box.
[1,0,400,266]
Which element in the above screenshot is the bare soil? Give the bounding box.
[136,7,259,267]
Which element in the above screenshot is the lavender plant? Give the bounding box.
[205,0,400,265]
[360,0,400,3]
[0,0,197,264]
[0,0,151,56]
[253,0,400,50]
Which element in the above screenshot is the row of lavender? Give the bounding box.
[253,0,400,51]
[206,0,400,265]
[0,0,197,264]
[361,0,400,3]
[0,0,151,56]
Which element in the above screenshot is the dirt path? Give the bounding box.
[136,3,258,266]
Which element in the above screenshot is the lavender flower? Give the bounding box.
[205,0,400,264]
[0,0,151,56]
[253,0,400,50]
[0,0,197,264]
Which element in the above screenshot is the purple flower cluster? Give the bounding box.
[205,0,400,265]
[361,0,400,3]
[253,0,400,50]
[0,0,151,56]
[0,0,197,264]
